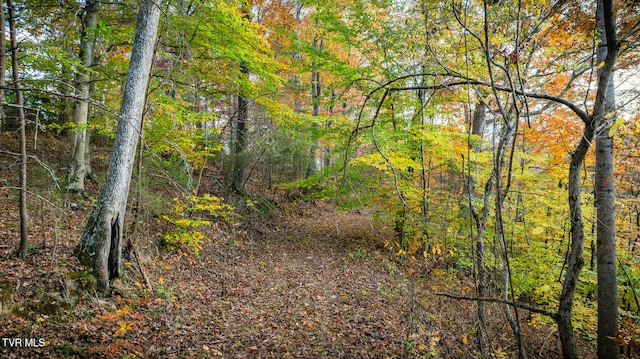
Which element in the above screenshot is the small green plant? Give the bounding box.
[155,284,176,302]
[162,193,233,256]
[349,248,369,261]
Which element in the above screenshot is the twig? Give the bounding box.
[133,246,153,291]
[538,328,557,358]
[425,290,558,319]
[0,186,66,214]
[618,258,640,313]
[0,151,60,189]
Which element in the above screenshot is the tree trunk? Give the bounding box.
[471,101,486,146]
[7,0,28,260]
[469,167,494,357]
[595,0,619,357]
[555,1,620,357]
[556,124,593,359]
[0,2,6,132]
[231,63,249,195]
[306,20,322,178]
[464,99,490,357]
[494,120,526,359]
[67,0,99,194]
[77,0,161,293]
[293,0,302,113]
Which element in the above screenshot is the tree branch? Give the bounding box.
[0,150,60,189]
[386,77,591,124]
[425,291,559,319]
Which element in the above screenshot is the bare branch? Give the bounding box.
[0,150,60,189]
[425,291,558,319]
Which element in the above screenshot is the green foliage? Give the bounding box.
[162,194,233,256]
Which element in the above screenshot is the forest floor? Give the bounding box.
[0,133,590,358]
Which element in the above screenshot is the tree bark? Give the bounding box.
[465,99,489,357]
[595,0,619,357]
[231,3,251,195]
[67,0,99,194]
[0,2,6,132]
[8,0,28,260]
[231,63,249,195]
[293,0,302,113]
[77,0,161,293]
[306,18,322,178]
[473,174,492,357]
[556,123,593,359]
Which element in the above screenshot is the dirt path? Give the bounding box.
[147,203,416,358]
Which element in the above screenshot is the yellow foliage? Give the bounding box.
[162,194,233,256]
[113,321,133,338]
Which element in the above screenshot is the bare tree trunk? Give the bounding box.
[77,0,161,293]
[58,53,74,124]
[0,2,6,132]
[556,125,593,359]
[464,100,489,357]
[494,118,526,359]
[231,63,249,195]
[293,0,302,113]
[67,0,99,194]
[471,101,486,149]
[556,1,620,357]
[306,19,322,178]
[7,0,28,260]
[472,173,492,357]
[595,0,619,357]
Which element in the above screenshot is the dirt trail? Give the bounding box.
[150,203,415,358]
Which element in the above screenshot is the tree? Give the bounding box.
[67,0,99,194]
[77,0,162,293]
[0,1,5,131]
[231,64,249,195]
[306,16,323,178]
[8,0,28,260]
[594,0,620,357]
[230,0,250,195]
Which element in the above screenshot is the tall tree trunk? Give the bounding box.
[293,0,302,113]
[231,64,249,195]
[306,19,322,178]
[556,125,593,359]
[6,0,25,245]
[58,51,74,124]
[77,0,161,293]
[465,99,489,357]
[67,0,99,194]
[595,0,619,357]
[472,172,493,357]
[0,2,6,132]
[8,0,28,260]
[555,1,620,357]
[468,100,486,194]
[231,2,251,195]
[494,119,526,359]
